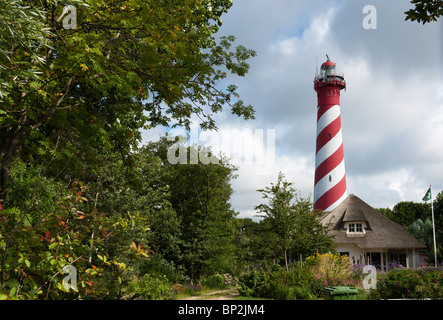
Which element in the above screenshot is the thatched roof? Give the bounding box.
[319,194,426,249]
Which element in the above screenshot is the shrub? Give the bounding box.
[184,283,206,296]
[305,253,352,281]
[377,268,443,299]
[238,270,267,297]
[239,266,315,300]
[202,274,226,289]
[220,273,238,286]
[129,274,174,300]
[171,284,186,294]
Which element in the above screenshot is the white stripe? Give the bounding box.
[315,128,343,169]
[324,191,348,212]
[313,159,346,202]
[317,105,340,136]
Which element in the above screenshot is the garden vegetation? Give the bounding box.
[1,0,443,300]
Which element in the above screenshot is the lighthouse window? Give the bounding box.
[328,175,332,182]
[328,133,331,140]
[327,89,331,96]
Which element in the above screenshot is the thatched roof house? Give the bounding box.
[320,194,426,269]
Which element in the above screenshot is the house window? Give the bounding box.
[347,223,364,237]
[389,253,407,267]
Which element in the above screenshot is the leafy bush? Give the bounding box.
[171,284,186,294]
[129,274,174,300]
[377,268,443,299]
[137,254,188,284]
[202,274,227,289]
[0,162,153,300]
[239,254,361,300]
[238,270,267,297]
[305,253,352,280]
[239,266,315,300]
[184,283,206,296]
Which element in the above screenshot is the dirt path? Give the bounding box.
[183,288,240,300]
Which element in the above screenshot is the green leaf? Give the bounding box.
[49,242,58,250]
[9,286,16,297]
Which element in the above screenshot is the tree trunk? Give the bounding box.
[284,249,288,271]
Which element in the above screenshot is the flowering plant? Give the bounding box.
[377,268,443,299]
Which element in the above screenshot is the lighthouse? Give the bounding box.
[313,56,347,212]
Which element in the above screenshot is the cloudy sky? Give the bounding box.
[143,0,443,219]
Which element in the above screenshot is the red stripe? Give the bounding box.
[314,144,344,185]
[317,104,336,121]
[316,116,342,153]
[314,175,347,212]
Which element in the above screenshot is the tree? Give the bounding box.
[0,0,53,100]
[80,147,182,293]
[405,0,443,24]
[0,0,256,204]
[408,218,434,251]
[0,158,138,299]
[380,201,430,227]
[290,197,335,259]
[255,173,297,271]
[379,192,443,265]
[232,218,278,271]
[254,173,334,271]
[146,137,239,281]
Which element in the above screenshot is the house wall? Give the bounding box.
[406,248,422,268]
[336,243,365,264]
[335,244,423,268]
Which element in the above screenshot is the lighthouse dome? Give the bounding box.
[321,60,335,68]
[317,57,343,81]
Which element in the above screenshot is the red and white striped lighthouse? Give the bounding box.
[313,56,347,212]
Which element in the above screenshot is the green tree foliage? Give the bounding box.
[233,218,278,271]
[405,0,443,24]
[0,0,53,100]
[0,0,256,298]
[146,137,239,282]
[378,191,443,264]
[378,201,430,227]
[255,173,297,271]
[254,173,334,271]
[0,159,136,299]
[408,218,434,250]
[0,0,256,204]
